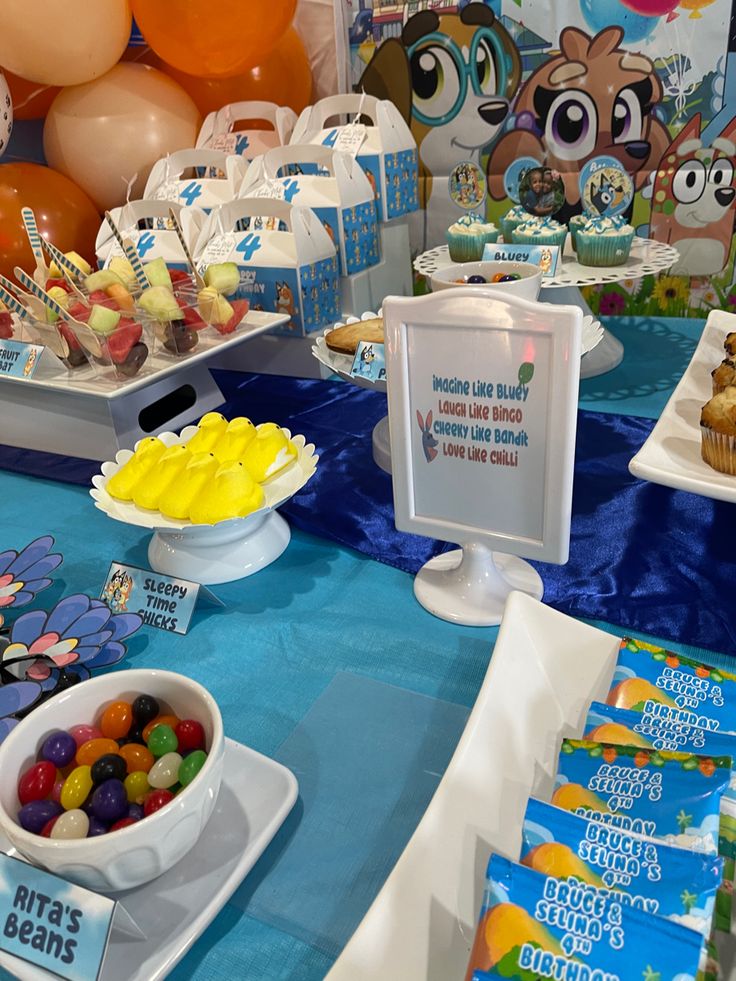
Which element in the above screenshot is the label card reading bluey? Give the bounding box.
[101,562,204,634]
[350,340,386,383]
[482,242,560,276]
[0,853,115,981]
[0,340,44,379]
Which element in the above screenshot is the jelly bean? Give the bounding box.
[118,724,144,747]
[499,273,520,282]
[492,273,505,282]
[132,694,159,726]
[41,731,76,768]
[124,770,151,804]
[18,800,63,834]
[119,742,154,774]
[178,750,207,788]
[146,724,177,758]
[110,817,137,831]
[90,753,127,785]
[18,761,56,805]
[76,737,119,767]
[68,724,102,749]
[51,777,65,803]
[143,788,174,817]
[100,700,133,740]
[89,779,128,823]
[175,719,205,754]
[87,816,108,837]
[142,714,179,743]
[128,803,144,822]
[148,752,182,789]
[467,274,486,284]
[51,808,89,840]
[60,765,93,810]
[41,815,60,837]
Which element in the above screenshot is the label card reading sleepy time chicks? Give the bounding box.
[0,852,116,981]
[101,562,223,635]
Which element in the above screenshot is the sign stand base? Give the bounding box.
[147,510,291,585]
[413,542,543,626]
[372,415,392,473]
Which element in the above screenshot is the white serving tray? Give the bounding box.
[629,309,736,503]
[0,737,298,981]
[326,591,619,981]
[2,311,288,401]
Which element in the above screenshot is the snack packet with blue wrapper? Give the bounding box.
[464,853,703,981]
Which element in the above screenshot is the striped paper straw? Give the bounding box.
[168,208,204,287]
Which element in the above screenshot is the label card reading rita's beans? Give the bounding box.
[0,339,44,380]
[0,853,115,981]
[383,290,582,563]
[100,562,222,634]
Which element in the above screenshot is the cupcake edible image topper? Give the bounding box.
[579,156,634,218]
[517,165,566,219]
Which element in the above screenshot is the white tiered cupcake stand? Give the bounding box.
[0,310,288,461]
[413,238,680,379]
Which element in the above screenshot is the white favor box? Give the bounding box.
[197,100,297,161]
[144,149,247,212]
[241,144,380,278]
[290,94,419,222]
[95,200,206,272]
[192,198,340,337]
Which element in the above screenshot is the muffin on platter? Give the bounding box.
[700,385,736,474]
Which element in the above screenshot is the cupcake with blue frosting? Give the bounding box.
[446,213,499,261]
[575,214,634,267]
[510,216,567,250]
[568,213,588,251]
[499,205,529,243]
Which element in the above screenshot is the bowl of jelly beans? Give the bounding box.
[0,669,224,891]
[429,260,542,300]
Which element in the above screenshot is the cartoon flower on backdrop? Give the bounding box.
[0,591,142,741]
[0,536,62,626]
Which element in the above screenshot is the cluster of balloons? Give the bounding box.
[582,0,714,41]
[0,0,312,277]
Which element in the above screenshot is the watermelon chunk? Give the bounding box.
[67,301,91,323]
[45,278,71,293]
[176,297,207,331]
[106,319,143,365]
[88,289,119,310]
[169,269,193,285]
[58,323,81,351]
[0,311,13,339]
[215,298,249,335]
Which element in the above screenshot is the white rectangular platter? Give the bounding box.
[629,309,736,503]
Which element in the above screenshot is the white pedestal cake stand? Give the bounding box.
[91,427,318,584]
[413,238,679,379]
[312,312,603,474]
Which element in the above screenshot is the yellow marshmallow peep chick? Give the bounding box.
[213,417,257,463]
[158,452,220,521]
[132,444,191,511]
[185,412,228,454]
[241,423,297,482]
[106,437,167,501]
[189,461,265,525]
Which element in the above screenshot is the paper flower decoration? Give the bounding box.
[0,681,43,742]
[0,536,63,620]
[1,594,142,689]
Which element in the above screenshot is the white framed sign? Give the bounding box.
[384,288,582,624]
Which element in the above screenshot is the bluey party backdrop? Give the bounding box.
[346,0,736,317]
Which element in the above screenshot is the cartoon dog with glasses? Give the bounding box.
[358,3,521,249]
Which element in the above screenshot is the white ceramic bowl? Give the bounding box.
[0,668,225,892]
[429,260,542,301]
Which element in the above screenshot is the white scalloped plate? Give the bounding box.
[90,427,318,534]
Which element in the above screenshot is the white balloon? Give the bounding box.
[0,73,12,159]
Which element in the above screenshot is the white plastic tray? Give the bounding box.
[0,737,298,981]
[326,591,619,981]
[629,309,736,503]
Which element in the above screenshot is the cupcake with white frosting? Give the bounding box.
[510,215,567,250]
[576,215,634,267]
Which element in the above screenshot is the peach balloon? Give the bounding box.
[132,0,296,78]
[0,0,131,87]
[163,28,313,118]
[0,163,100,281]
[44,64,201,211]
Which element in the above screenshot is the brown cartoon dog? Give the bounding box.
[487,26,670,218]
[359,3,521,246]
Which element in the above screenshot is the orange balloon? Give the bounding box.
[162,28,313,117]
[0,163,100,281]
[2,68,59,120]
[132,0,296,78]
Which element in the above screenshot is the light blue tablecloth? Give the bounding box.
[0,315,723,981]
